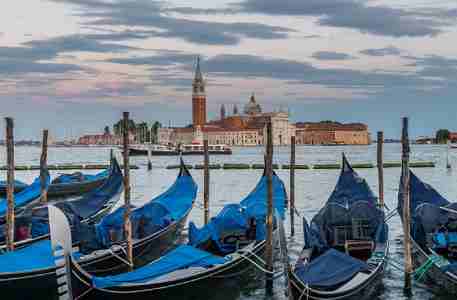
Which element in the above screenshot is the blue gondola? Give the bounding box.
[288,154,388,299]
[0,164,110,199]
[51,168,286,299]
[398,170,457,295]
[0,160,196,299]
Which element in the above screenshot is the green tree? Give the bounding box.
[113,119,136,137]
[104,126,111,135]
[436,129,450,144]
[151,121,162,144]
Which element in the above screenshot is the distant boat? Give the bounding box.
[128,144,178,156]
[127,143,233,156]
[180,143,232,155]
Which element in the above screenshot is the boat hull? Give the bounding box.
[128,148,178,156]
[72,237,269,299]
[288,250,387,300]
[412,240,457,295]
[0,176,107,199]
[0,210,189,299]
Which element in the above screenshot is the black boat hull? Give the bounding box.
[72,238,269,299]
[411,240,457,295]
[128,148,178,156]
[127,148,232,156]
[0,176,107,199]
[288,249,388,300]
[0,209,189,300]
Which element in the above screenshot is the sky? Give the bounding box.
[1,0,457,140]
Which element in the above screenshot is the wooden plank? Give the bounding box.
[290,135,295,237]
[203,138,210,225]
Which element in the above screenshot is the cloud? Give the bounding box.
[360,46,403,57]
[53,0,293,45]
[312,51,355,61]
[235,0,448,37]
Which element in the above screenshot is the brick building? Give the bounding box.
[295,122,371,145]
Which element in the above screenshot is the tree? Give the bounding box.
[113,119,136,137]
[436,129,450,144]
[104,126,111,135]
[151,121,162,144]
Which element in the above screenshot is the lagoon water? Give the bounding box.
[0,144,456,300]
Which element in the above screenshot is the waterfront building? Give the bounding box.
[78,132,122,145]
[295,121,371,145]
[192,56,206,127]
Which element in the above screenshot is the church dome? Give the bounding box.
[244,93,262,115]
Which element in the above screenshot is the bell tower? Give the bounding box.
[192,56,206,127]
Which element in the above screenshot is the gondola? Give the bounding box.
[0,160,197,299]
[397,170,457,295]
[0,156,123,246]
[0,160,111,199]
[288,154,389,300]
[50,168,286,299]
[0,172,50,221]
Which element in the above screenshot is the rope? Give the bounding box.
[238,252,274,274]
[108,246,133,268]
[384,210,398,223]
[74,287,94,300]
[297,283,309,300]
[413,254,445,281]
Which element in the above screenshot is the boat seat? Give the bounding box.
[345,240,374,254]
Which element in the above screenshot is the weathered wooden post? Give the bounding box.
[122,112,133,270]
[377,131,384,209]
[447,140,451,169]
[40,129,49,204]
[203,137,210,225]
[401,117,413,294]
[147,147,153,171]
[5,117,15,251]
[290,135,296,237]
[265,120,274,295]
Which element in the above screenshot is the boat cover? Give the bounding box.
[51,169,109,184]
[28,159,123,238]
[0,173,50,217]
[56,159,122,220]
[188,171,286,253]
[305,155,385,251]
[0,239,82,273]
[398,171,457,250]
[95,167,197,247]
[294,248,369,287]
[0,180,28,190]
[92,245,229,288]
[294,154,386,288]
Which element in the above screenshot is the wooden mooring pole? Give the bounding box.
[401,117,413,295]
[40,130,49,204]
[5,117,15,251]
[265,120,274,295]
[203,138,210,225]
[290,135,296,237]
[377,131,384,209]
[122,112,133,270]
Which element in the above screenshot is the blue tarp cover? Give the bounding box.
[0,174,50,216]
[305,155,385,251]
[0,180,28,189]
[95,171,197,247]
[0,240,54,273]
[52,169,108,184]
[0,239,82,273]
[92,245,229,288]
[294,249,369,287]
[188,172,286,252]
